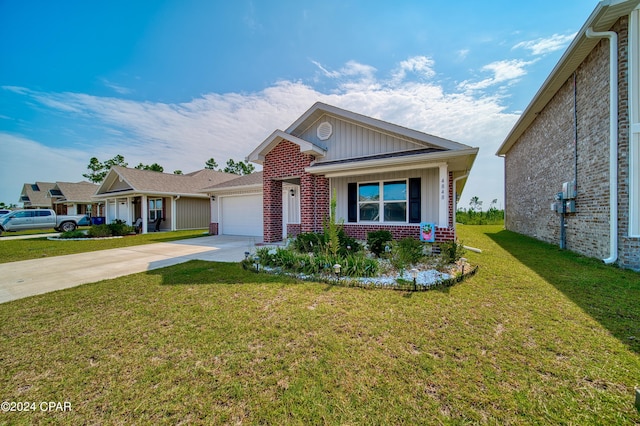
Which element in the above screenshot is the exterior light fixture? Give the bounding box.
[253,255,260,272]
[460,258,467,275]
[410,268,419,291]
[244,251,250,260]
[333,263,341,277]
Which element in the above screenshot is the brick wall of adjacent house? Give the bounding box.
[263,140,329,242]
[505,17,639,270]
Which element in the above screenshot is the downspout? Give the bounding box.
[586,27,618,264]
[452,173,469,239]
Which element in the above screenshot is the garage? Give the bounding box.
[220,194,263,236]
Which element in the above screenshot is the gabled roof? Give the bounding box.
[201,171,264,192]
[287,102,471,151]
[246,130,327,165]
[52,181,99,203]
[247,102,476,168]
[497,0,640,156]
[20,182,56,207]
[94,166,238,198]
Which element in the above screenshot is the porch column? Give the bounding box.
[171,197,177,231]
[141,195,148,234]
[263,179,283,242]
[438,165,449,228]
[300,173,329,233]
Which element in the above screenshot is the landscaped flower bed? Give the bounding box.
[242,229,477,291]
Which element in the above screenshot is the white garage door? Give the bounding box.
[221,194,263,236]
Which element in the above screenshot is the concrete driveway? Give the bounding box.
[0,235,262,304]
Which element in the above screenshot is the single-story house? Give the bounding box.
[48,181,102,216]
[19,182,57,209]
[94,166,238,233]
[496,0,640,270]
[204,102,478,243]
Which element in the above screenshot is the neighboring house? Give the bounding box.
[205,102,478,243]
[94,166,238,233]
[48,181,102,216]
[19,182,57,209]
[496,1,640,270]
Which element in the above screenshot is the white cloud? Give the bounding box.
[458,59,536,92]
[513,33,576,55]
[2,56,520,207]
[391,56,436,83]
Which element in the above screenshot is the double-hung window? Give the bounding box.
[358,180,407,222]
[149,198,163,221]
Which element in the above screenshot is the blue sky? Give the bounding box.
[0,0,596,209]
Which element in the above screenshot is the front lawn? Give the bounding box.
[0,225,638,424]
[0,229,208,264]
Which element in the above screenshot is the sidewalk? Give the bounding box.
[0,235,260,304]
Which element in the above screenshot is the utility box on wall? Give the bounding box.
[562,180,577,200]
[565,200,576,213]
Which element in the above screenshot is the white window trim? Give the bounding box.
[630,7,640,237]
[357,179,408,223]
[149,197,163,221]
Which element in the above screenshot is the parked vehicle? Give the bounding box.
[0,209,90,235]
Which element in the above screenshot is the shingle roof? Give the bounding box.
[202,171,263,191]
[20,182,56,207]
[53,181,99,203]
[97,166,239,196]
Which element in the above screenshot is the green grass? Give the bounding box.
[0,229,208,264]
[0,225,638,424]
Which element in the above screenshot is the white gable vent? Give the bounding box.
[317,121,333,141]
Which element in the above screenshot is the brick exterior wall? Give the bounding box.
[209,222,218,235]
[504,17,640,270]
[342,224,455,242]
[263,140,330,243]
[263,139,458,244]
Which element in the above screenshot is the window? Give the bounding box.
[149,198,163,221]
[36,210,52,217]
[358,180,407,222]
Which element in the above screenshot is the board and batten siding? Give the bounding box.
[331,168,439,223]
[298,115,435,163]
[176,197,210,229]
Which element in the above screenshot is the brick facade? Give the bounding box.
[209,222,218,235]
[504,17,640,270]
[342,224,454,242]
[263,138,458,244]
[263,140,330,243]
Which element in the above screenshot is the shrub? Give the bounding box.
[367,230,393,257]
[59,230,87,239]
[390,237,424,270]
[292,232,325,254]
[87,224,112,238]
[439,240,465,264]
[108,219,134,236]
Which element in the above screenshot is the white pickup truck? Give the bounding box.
[0,209,90,235]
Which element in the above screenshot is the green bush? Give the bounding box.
[292,232,325,254]
[87,224,112,238]
[390,237,424,270]
[59,230,87,239]
[108,219,134,236]
[439,240,465,264]
[367,230,393,257]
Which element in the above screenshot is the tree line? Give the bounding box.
[82,156,255,183]
[456,196,504,225]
